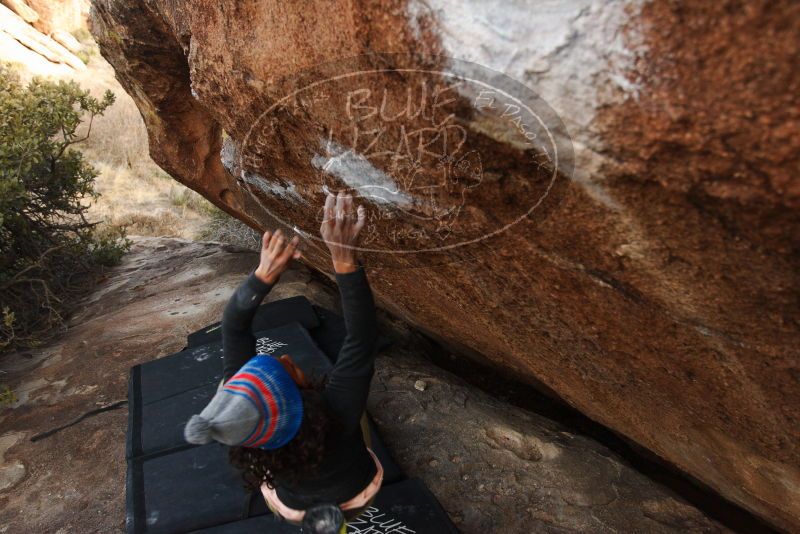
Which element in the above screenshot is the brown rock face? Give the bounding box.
[89,0,799,529]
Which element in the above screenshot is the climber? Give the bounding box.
[183,191,382,530]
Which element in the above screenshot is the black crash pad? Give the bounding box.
[251,321,333,384]
[128,314,402,473]
[186,296,319,349]
[126,390,405,533]
[193,479,458,534]
[128,322,335,459]
[308,305,347,365]
[134,321,330,409]
[190,515,297,534]
[127,363,404,481]
[134,340,224,407]
[126,442,267,534]
[126,300,423,534]
[126,420,405,533]
[309,304,393,366]
[127,371,403,482]
[127,381,216,459]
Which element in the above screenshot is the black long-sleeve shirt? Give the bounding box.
[221,266,379,508]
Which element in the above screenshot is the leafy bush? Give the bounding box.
[0,63,130,352]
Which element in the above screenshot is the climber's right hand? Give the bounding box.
[254,229,301,285]
[320,191,365,274]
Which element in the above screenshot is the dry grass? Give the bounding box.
[42,38,216,240]
[86,160,214,238]
[198,209,262,250]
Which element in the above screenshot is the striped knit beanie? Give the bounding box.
[184,355,303,450]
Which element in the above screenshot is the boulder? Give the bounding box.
[0,3,86,71]
[0,30,72,76]
[1,0,37,23]
[89,0,800,530]
[50,28,81,53]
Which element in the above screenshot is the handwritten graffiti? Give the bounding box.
[239,54,574,255]
[346,507,416,534]
[255,336,288,355]
[312,81,481,244]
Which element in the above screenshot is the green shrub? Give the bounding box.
[0,63,129,353]
[0,384,15,406]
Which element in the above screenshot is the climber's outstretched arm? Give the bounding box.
[319,192,379,431]
[221,229,300,381]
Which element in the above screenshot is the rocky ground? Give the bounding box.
[0,237,729,533]
[370,330,732,533]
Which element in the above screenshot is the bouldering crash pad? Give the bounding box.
[125,299,447,533]
[185,296,320,349]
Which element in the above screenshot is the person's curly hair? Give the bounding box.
[228,386,334,490]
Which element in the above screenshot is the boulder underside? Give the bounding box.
[90,0,799,530]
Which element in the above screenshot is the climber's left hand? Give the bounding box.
[254,229,301,285]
